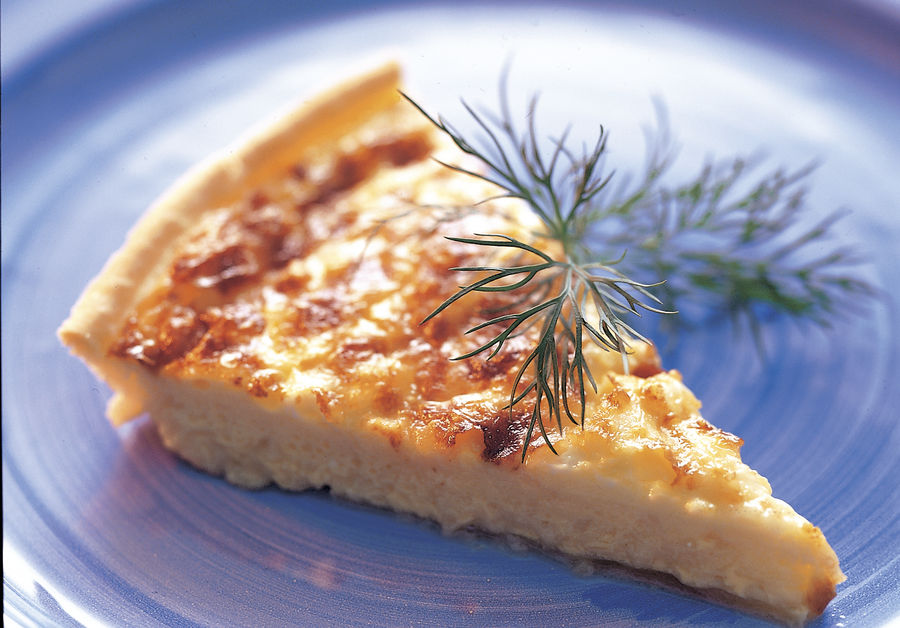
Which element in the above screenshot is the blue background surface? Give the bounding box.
[3,2,899,626]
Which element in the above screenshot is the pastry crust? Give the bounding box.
[59,63,844,625]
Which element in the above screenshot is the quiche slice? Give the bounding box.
[59,63,844,624]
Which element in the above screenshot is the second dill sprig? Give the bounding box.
[590,117,875,348]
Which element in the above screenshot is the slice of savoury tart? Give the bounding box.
[59,63,844,624]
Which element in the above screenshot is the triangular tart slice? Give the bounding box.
[59,63,844,625]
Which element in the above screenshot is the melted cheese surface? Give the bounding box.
[113,102,754,487]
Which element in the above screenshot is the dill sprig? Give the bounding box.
[590,112,875,349]
[404,86,669,461]
[404,81,871,459]
[420,234,666,459]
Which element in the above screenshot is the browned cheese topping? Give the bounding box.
[109,106,750,476]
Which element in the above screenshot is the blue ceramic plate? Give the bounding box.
[3,2,899,626]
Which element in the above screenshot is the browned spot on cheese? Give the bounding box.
[288,293,346,336]
[314,389,335,420]
[421,315,455,344]
[112,302,208,369]
[370,133,432,166]
[247,369,282,399]
[273,274,308,295]
[301,132,432,209]
[241,206,295,265]
[195,303,266,358]
[334,337,392,380]
[403,400,534,464]
[339,337,387,359]
[158,306,207,364]
[249,190,270,210]
[374,384,402,414]
[290,163,307,181]
[464,335,528,383]
[319,150,376,202]
[173,243,261,293]
[479,409,530,464]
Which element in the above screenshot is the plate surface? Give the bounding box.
[3,2,899,626]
